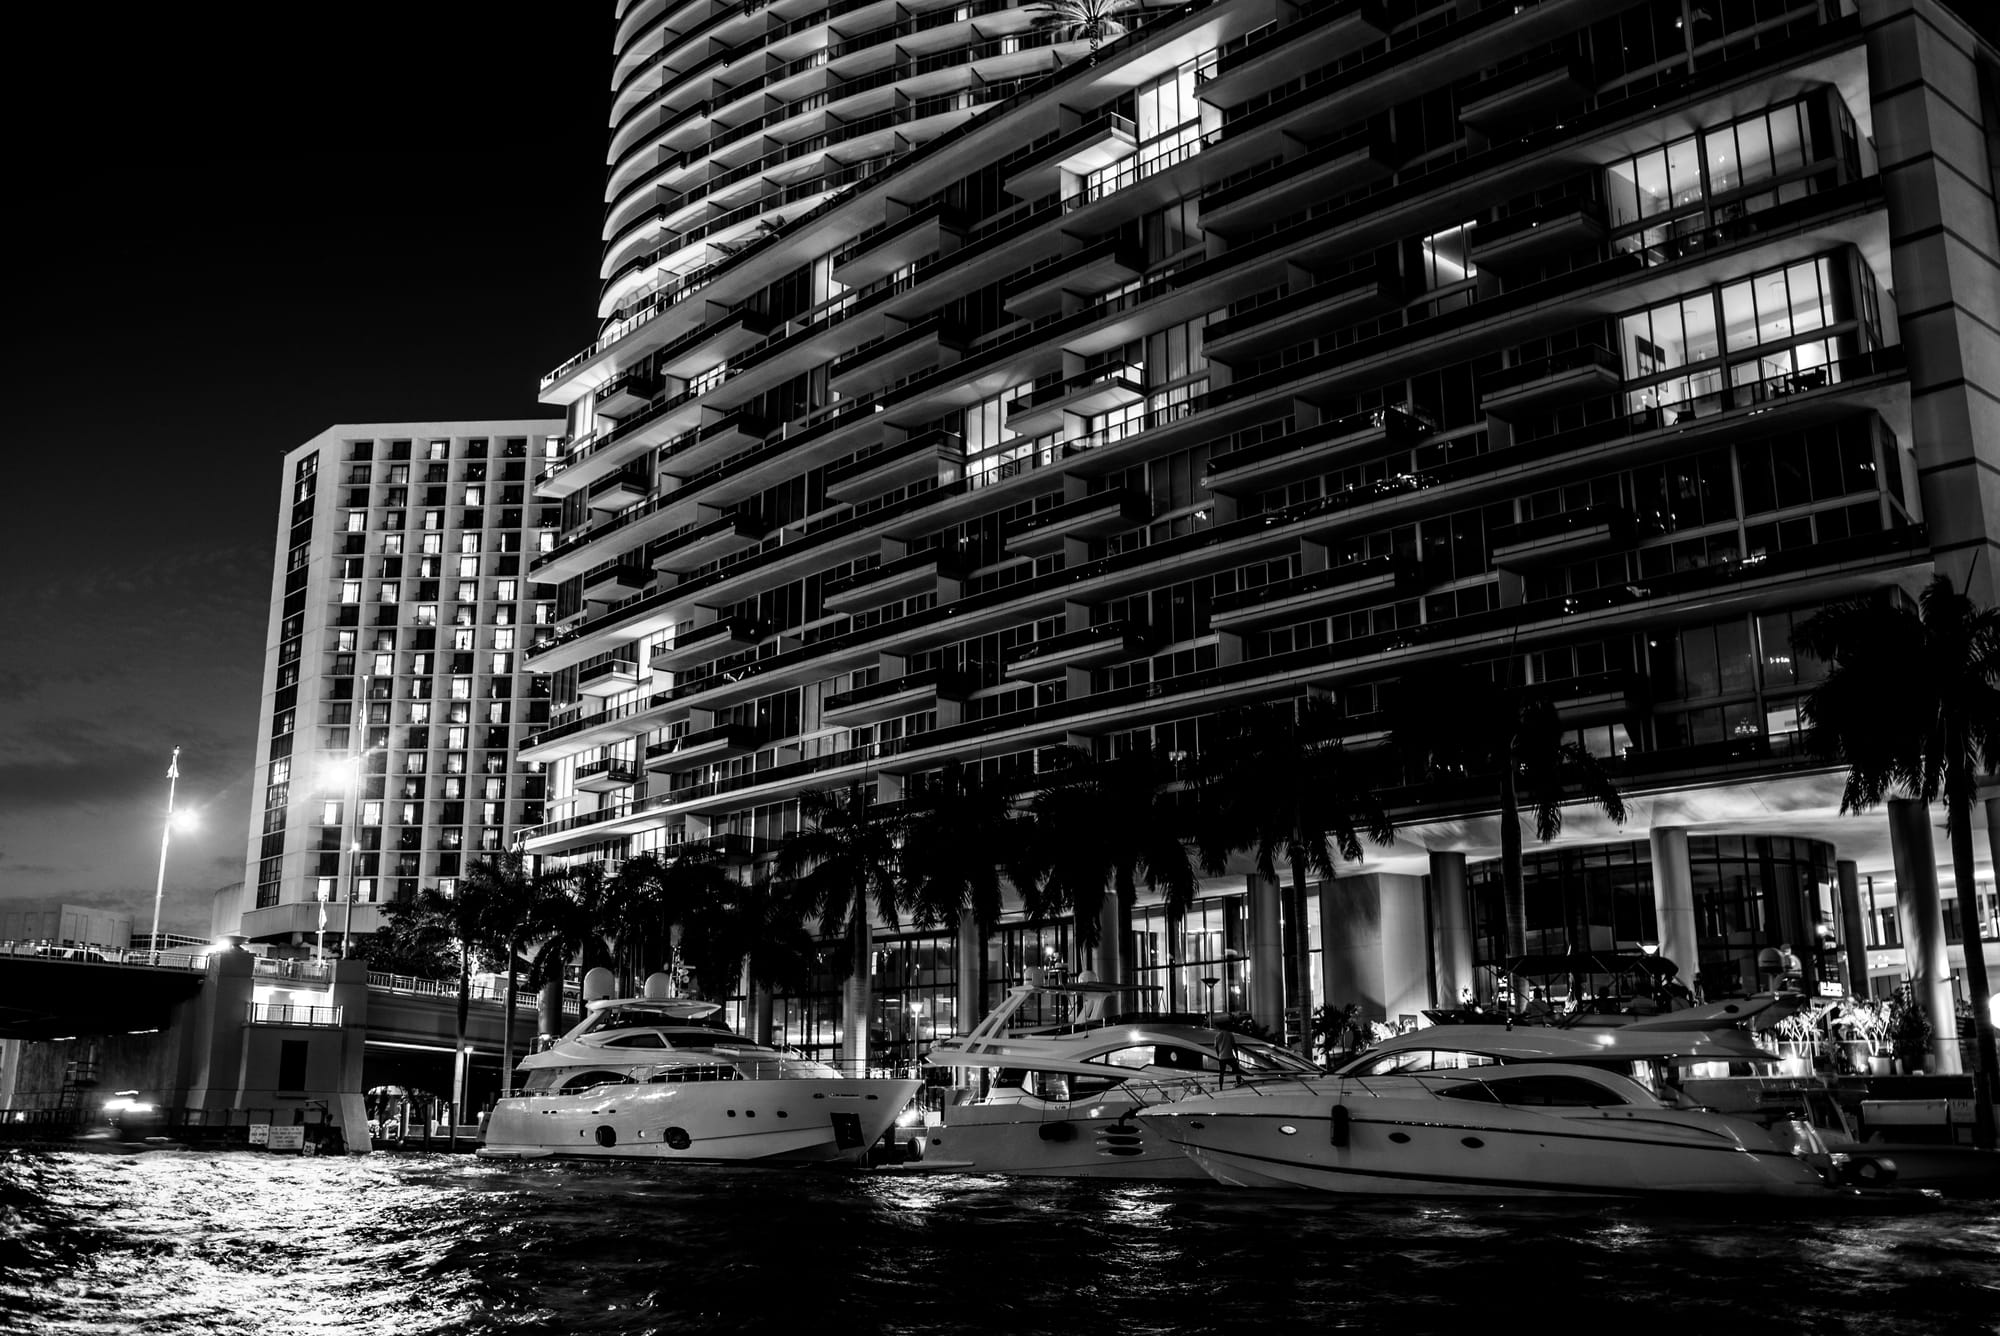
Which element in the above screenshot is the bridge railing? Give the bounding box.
[0,941,209,970]
[365,971,581,1010]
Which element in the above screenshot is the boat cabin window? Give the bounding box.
[1346,1048,1499,1076]
[650,1064,739,1083]
[1478,1075,1628,1107]
[1087,1045,1213,1072]
[1025,1070,1126,1101]
[521,1069,561,1093]
[559,1069,637,1092]
[600,1032,668,1048]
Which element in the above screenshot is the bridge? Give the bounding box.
[0,945,585,1139]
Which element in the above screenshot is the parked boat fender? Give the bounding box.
[1329,1104,1350,1148]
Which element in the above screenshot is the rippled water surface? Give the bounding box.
[3,1151,1997,1335]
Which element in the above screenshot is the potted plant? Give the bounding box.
[1888,983,1932,1074]
[1833,997,1893,1075]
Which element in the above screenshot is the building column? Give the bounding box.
[843,917,873,1072]
[1428,851,1473,1008]
[1247,872,1284,1033]
[1090,895,1131,986]
[955,909,983,1035]
[1887,797,1962,1074]
[1649,827,1699,991]
[1837,859,1870,997]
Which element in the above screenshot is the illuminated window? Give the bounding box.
[379,582,399,603]
[346,511,365,533]
[340,581,361,603]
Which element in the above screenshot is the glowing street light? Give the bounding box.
[148,748,197,962]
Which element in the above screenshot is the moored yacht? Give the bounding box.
[918,981,1320,1177]
[1140,999,1928,1199]
[1138,1061,1865,1199]
[479,988,919,1164]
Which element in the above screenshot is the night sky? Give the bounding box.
[9,4,2000,938]
[1,6,612,934]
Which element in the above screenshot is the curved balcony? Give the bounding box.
[575,759,643,793]
[1207,556,1414,632]
[1204,406,1429,495]
[1004,488,1150,557]
[1478,346,1621,422]
[822,668,969,727]
[644,724,765,772]
[824,430,966,503]
[1003,621,1152,682]
[649,617,768,672]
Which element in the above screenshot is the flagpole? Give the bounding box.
[149,747,181,962]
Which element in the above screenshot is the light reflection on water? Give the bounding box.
[2,1150,1996,1336]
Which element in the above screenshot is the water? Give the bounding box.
[3,1151,1997,1336]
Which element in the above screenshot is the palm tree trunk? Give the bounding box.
[1947,779,1999,1149]
[1289,845,1315,1056]
[500,936,519,1099]
[1499,762,1526,960]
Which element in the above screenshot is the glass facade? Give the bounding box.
[1470,836,1836,1004]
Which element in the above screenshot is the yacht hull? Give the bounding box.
[923,1105,1209,1179]
[478,1077,919,1164]
[1143,1090,1839,1199]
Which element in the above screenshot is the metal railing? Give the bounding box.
[246,1003,344,1028]
[0,941,209,970]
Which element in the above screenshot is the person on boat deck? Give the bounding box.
[1212,1026,1242,1085]
[1339,1004,1367,1055]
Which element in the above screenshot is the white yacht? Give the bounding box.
[918,981,1321,1177]
[1139,1001,1910,1199]
[478,995,919,1164]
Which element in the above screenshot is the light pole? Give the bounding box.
[149,748,182,961]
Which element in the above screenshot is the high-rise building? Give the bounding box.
[240,422,565,950]
[523,0,2000,1050]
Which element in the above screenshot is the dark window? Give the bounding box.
[1480,1075,1627,1107]
[277,1040,308,1092]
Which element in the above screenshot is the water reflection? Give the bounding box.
[2,1151,1996,1336]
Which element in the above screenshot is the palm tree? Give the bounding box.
[1797,575,1999,1148]
[775,783,906,1070]
[1392,662,1627,960]
[525,860,618,1041]
[381,881,498,1111]
[1018,743,1199,989]
[1033,0,1137,58]
[899,760,1028,1032]
[456,852,547,1096]
[677,873,819,1040]
[1195,697,1395,1052]
[597,851,673,995]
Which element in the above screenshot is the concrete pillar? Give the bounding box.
[1091,895,1130,986]
[1837,859,1870,997]
[1248,872,1284,1032]
[955,909,983,1035]
[842,916,873,1073]
[1886,797,1962,1074]
[1428,851,1474,1009]
[1649,827,1700,989]
[1322,873,1430,1027]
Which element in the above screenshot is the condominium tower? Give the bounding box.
[521,0,2000,1053]
[240,421,564,949]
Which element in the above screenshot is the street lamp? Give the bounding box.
[148,748,196,961]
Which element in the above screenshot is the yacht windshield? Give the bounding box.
[583,1006,730,1034]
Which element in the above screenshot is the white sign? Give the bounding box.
[266,1126,306,1151]
[247,1124,270,1145]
